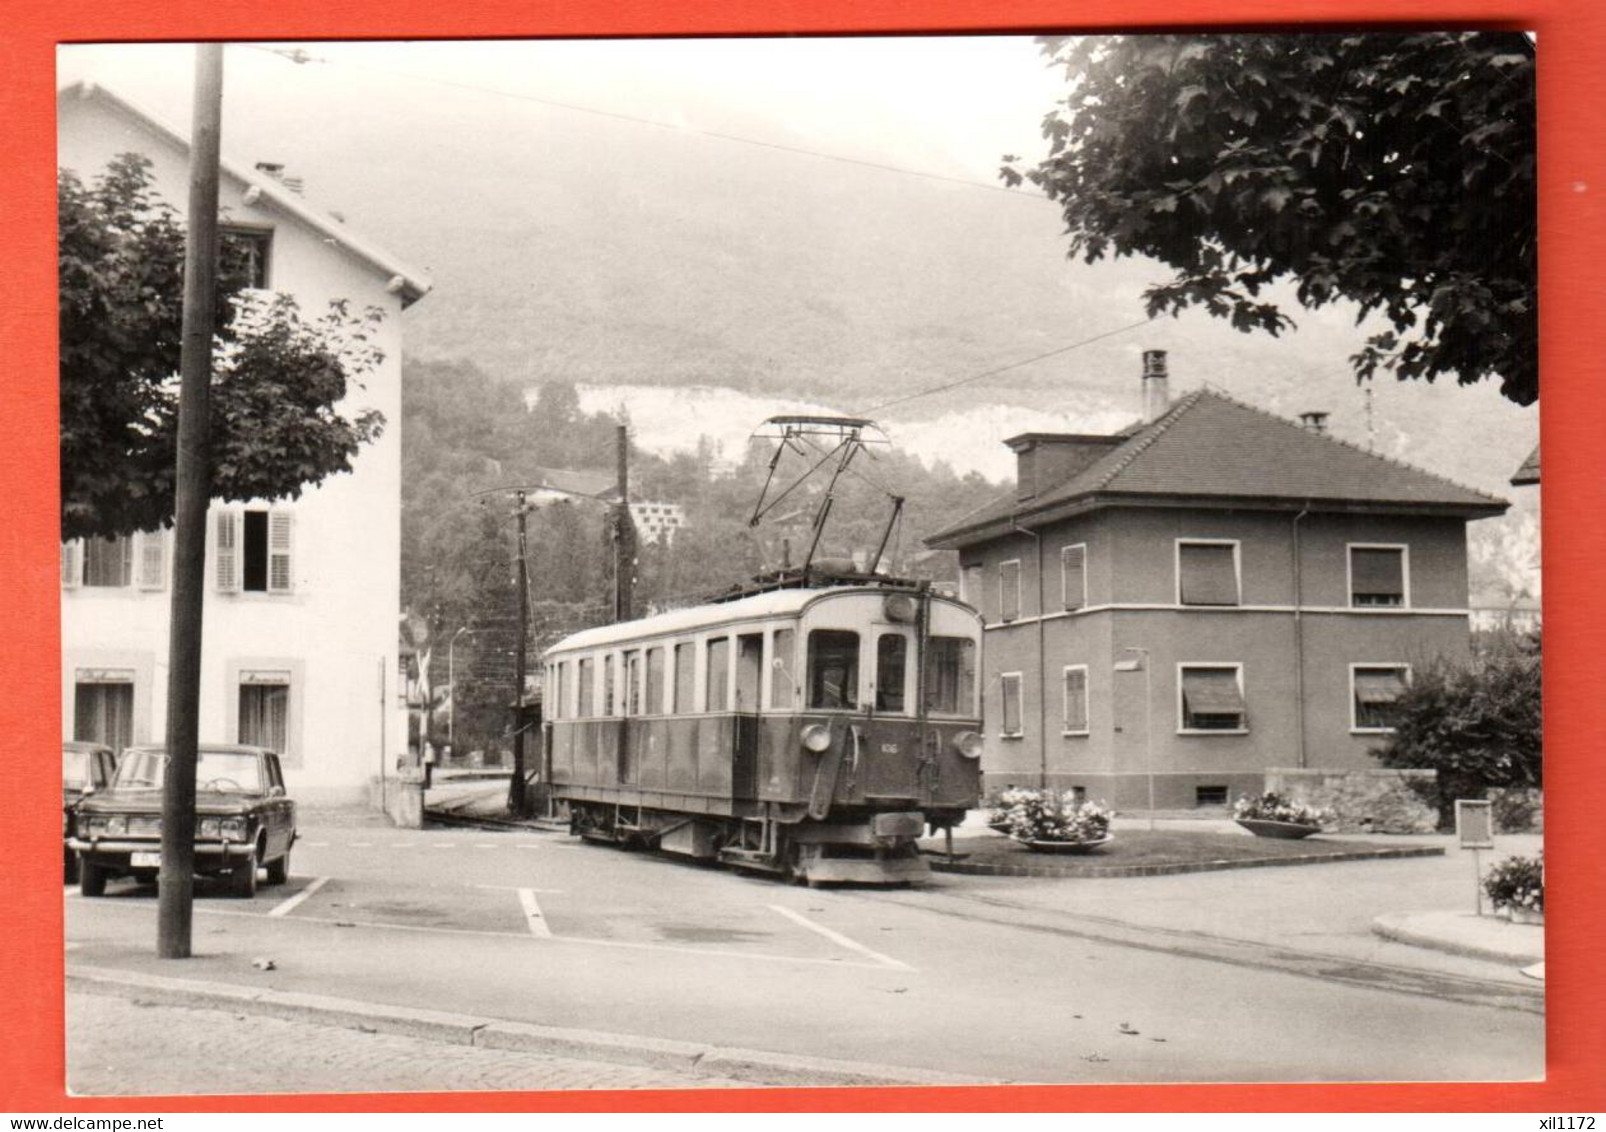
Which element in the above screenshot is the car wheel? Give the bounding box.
[79,859,108,898]
[230,846,260,899]
[265,849,290,886]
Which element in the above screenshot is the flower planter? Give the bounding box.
[1505,906,1544,926]
[1235,818,1321,840]
[1012,835,1114,854]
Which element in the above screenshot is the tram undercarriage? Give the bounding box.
[566,799,943,887]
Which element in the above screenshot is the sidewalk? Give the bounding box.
[1373,910,1545,967]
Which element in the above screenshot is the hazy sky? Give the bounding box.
[58,37,1066,186]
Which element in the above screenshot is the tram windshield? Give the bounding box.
[924,636,977,715]
[808,630,859,710]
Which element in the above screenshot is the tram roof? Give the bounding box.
[545,585,900,655]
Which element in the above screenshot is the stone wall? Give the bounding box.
[1265,767,1439,834]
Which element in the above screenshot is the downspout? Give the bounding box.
[1292,507,1309,769]
[1011,517,1048,790]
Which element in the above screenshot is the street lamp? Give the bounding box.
[1114,646,1156,831]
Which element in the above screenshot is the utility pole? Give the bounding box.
[612,424,636,623]
[508,490,530,816]
[158,43,224,959]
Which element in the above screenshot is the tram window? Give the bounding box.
[577,657,594,717]
[771,628,796,710]
[706,637,730,712]
[624,650,642,715]
[552,663,566,720]
[645,647,665,714]
[736,633,763,712]
[876,634,908,713]
[603,654,617,716]
[924,637,977,715]
[808,630,860,710]
[673,642,695,713]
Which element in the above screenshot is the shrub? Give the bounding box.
[1372,644,1541,825]
[1483,851,1543,914]
[1232,791,1329,827]
[1487,787,1544,834]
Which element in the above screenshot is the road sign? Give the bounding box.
[1455,799,1494,849]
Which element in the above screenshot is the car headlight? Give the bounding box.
[220,817,249,840]
[800,723,833,753]
[105,815,127,835]
[952,731,984,760]
[198,818,221,838]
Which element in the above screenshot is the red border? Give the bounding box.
[4,1,1603,1114]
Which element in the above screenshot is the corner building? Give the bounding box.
[925,352,1508,808]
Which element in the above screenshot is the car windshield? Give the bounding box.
[62,749,93,790]
[112,750,265,794]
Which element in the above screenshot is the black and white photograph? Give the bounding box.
[56,33,1543,1096]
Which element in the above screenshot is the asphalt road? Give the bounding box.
[64,820,1544,1093]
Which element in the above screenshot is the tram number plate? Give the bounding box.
[131,851,161,868]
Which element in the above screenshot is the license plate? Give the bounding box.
[130,851,161,868]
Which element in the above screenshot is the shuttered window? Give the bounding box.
[1063,666,1089,733]
[1350,547,1406,607]
[82,536,133,587]
[1000,560,1022,622]
[1061,544,1087,610]
[1353,665,1409,730]
[137,529,166,590]
[267,511,294,593]
[1178,542,1239,606]
[215,511,240,592]
[1180,666,1246,731]
[60,541,82,589]
[1000,673,1023,736]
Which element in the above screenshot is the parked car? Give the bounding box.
[69,743,296,898]
[62,741,117,883]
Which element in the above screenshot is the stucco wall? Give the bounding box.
[58,91,412,802]
[961,504,1476,806]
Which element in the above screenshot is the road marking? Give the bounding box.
[432,843,457,849]
[768,904,913,971]
[515,844,541,850]
[475,843,499,850]
[267,876,330,919]
[349,842,372,848]
[517,888,553,938]
[300,841,330,848]
[473,884,564,894]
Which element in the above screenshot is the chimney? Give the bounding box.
[1007,432,1125,501]
[1142,349,1170,422]
[1299,411,1330,435]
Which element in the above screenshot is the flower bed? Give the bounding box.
[986,788,1113,845]
[1484,850,1544,918]
[1232,791,1330,828]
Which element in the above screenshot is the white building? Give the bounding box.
[58,81,431,804]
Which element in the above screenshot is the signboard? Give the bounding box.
[1455,799,1495,850]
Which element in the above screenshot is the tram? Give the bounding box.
[539,574,984,885]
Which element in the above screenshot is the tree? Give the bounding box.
[1005,33,1537,404]
[59,153,386,541]
[1372,639,1542,823]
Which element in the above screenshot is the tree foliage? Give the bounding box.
[59,153,386,541]
[1005,33,1537,404]
[1372,638,1542,822]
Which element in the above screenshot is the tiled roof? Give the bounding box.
[1510,443,1540,486]
[927,390,1508,548]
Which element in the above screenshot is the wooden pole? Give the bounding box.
[157,43,224,959]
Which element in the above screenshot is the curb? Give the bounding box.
[67,965,992,1090]
[1371,913,1545,967]
[929,844,1444,879]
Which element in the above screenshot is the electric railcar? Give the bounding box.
[539,579,984,885]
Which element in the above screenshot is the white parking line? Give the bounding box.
[472,884,564,894]
[300,841,330,848]
[475,843,498,850]
[768,905,913,971]
[432,843,457,850]
[267,876,330,919]
[515,843,541,850]
[517,888,553,938]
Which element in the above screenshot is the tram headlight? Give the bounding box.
[882,594,916,623]
[800,723,833,753]
[952,730,984,760]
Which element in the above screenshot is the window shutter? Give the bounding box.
[1062,545,1086,610]
[1351,548,1404,601]
[137,529,166,590]
[61,541,81,589]
[1353,668,1408,704]
[1000,561,1022,621]
[215,511,240,592]
[1179,543,1239,605]
[267,511,295,593]
[1063,668,1088,731]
